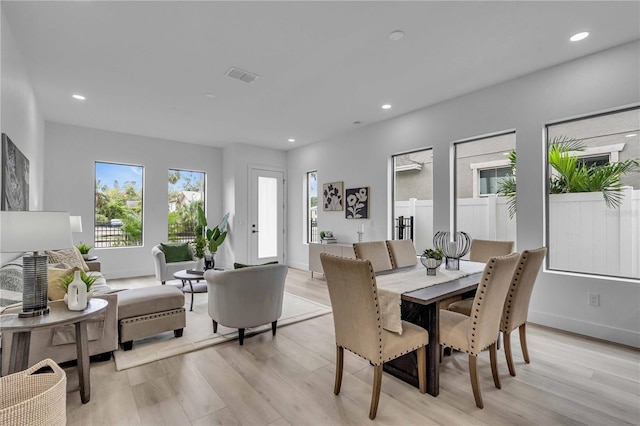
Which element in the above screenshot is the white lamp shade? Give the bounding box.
[0,211,73,253]
[70,215,83,233]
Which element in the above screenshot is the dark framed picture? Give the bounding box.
[1,133,29,211]
[345,187,369,219]
[323,181,343,211]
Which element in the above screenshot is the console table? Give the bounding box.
[308,243,355,278]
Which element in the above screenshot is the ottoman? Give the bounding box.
[117,286,186,351]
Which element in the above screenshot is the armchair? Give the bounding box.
[152,244,196,284]
[204,264,288,345]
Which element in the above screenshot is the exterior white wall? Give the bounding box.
[287,41,640,347]
[43,122,223,279]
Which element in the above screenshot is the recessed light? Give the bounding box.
[204,93,216,98]
[570,32,589,42]
[389,30,404,41]
[625,133,637,138]
[72,94,86,100]
[288,138,295,143]
[381,104,392,110]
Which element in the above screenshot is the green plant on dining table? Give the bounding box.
[422,247,444,260]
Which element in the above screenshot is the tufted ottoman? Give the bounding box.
[117,286,186,351]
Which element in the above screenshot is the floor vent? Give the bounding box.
[225,67,259,84]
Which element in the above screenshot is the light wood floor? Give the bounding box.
[63,268,640,425]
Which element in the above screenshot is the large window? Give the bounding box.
[454,132,516,251]
[168,169,205,242]
[392,148,432,252]
[546,107,639,279]
[94,162,143,248]
[307,171,318,243]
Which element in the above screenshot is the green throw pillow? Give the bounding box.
[160,243,192,263]
[233,261,279,269]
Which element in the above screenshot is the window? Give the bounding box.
[307,171,318,243]
[168,169,205,242]
[392,148,432,252]
[94,162,143,248]
[546,107,639,279]
[454,132,517,250]
[479,167,512,195]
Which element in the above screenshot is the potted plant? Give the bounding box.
[76,242,92,260]
[59,269,98,305]
[420,247,444,275]
[196,207,229,270]
[193,235,207,271]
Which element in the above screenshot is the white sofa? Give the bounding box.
[151,244,196,284]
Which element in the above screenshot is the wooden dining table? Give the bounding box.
[375,262,484,397]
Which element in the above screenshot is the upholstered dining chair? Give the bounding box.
[439,253,519,408]
[448,247,547,376]
[469,239,514,263]
[353,241,394,273]
[320,254,428,420]
[386,239,418,269]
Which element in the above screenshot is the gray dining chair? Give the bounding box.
[353,241,394,272]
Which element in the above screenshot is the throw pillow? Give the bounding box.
[160,242,192,263]
[48,266,79,301]
[233,261,279,269]
[46,247,89,272]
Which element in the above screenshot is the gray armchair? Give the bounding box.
[151,244,196,284]
[204,264,288,345]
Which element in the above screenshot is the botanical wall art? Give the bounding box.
[1,133,29,211]
[323,181,343,211]
[345,187,369,219]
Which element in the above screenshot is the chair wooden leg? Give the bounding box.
[417,346,426,394]
[238,328,245,345]
[504,331,516,376]
[489,343,501,389]
[272,320,277,336]
[468,354,483,409]
[369,364,383,420]
[212,319,218,333]
[334,346,344,395]
[519,323,530,364]
[439,344,444,363]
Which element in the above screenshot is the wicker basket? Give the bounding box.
[0,358,67,426]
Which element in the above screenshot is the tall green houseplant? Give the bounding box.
[498,136,639,219]
[196,207,229,255]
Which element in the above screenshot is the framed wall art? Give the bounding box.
[1,133,29,211]
[323,181,343,211]
[345,186,369,219]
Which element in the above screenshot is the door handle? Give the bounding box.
[252,230,259,233]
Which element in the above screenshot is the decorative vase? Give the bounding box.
[66,270,88,311]
[433,231,472,270]
[420,256,442,275]
[195,257,205,271]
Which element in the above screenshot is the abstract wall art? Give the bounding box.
[1,133,29,211]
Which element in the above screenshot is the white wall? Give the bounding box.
[1,10,45,210]
[43,122,223,279]
[287,41,640,347]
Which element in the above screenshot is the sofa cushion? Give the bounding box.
[117,286,184,319]
[160,242,192,263]
[46,247,89,272]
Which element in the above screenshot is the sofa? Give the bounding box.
[1,254,119,376]
[152,243,196,284]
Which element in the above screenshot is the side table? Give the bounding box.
[173,270,206,311]
[0,298,108,403]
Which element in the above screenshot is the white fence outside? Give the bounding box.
[395,187,639,278]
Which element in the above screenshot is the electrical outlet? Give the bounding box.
[588,293,600,307]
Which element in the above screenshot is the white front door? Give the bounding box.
[249,167,285,265]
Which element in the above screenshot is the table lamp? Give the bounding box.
[0,211,73,317]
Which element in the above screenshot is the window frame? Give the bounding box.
[167,168,206,243]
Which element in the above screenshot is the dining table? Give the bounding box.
[375,260,485,397]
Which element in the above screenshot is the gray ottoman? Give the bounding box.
[117,286,186,351]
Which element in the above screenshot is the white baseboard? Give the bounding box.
[528,309,640,348]
[288,261,308,271]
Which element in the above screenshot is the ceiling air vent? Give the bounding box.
[225,67,260,84]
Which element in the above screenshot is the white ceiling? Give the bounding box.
[3,1,639,151]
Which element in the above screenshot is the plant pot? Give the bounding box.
[420,256,442,275]
[194,257,205,271]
